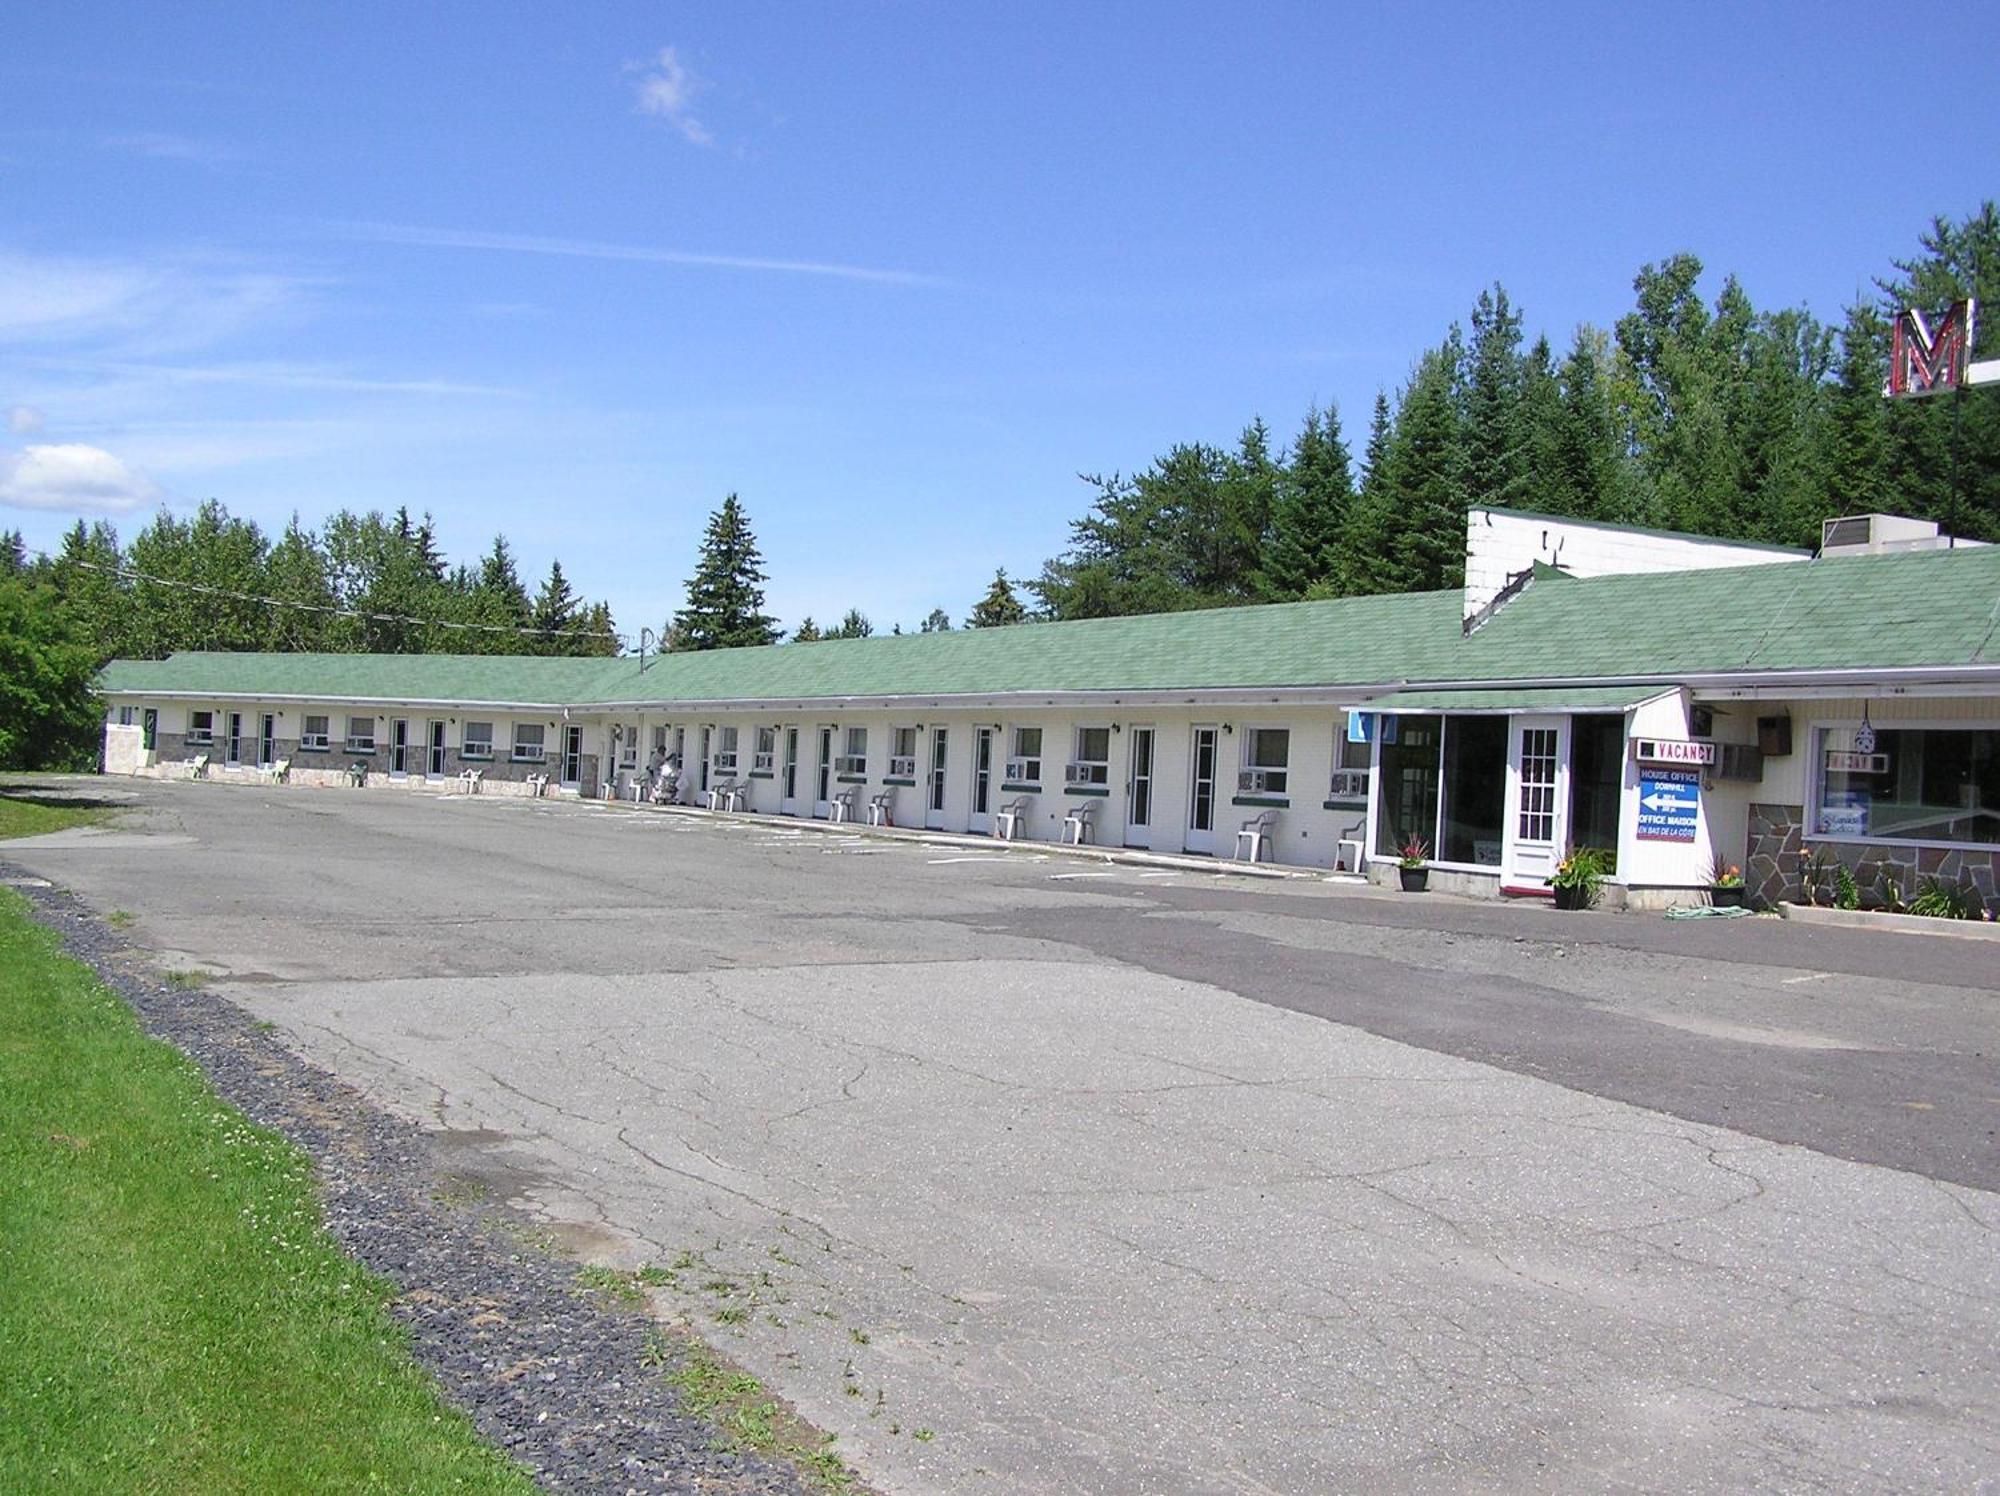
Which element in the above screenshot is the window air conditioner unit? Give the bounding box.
[753,752,775,773]
[835,754,867,775]
[1238,769,1269,794]
[889,755,916,778]
[1328,769,1370,800]
[714,752,738,771]
[1064,761,1094,784]
[300,734,329,752]
[1004,758,1033,781]
[1717,743,1765,782]
[346,739,375,753]
[513,747,545,763]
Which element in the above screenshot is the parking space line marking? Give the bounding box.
[1049,871,1116,880]
[927,856,1015,865]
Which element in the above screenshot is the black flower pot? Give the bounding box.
[1399,865,1429,893]
[1552,883,1589,911]
[1710,885,1746,909]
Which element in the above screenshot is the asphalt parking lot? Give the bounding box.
[9,777,1999,1493]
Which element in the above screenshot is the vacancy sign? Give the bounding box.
[1638,769,1701,842]
[1633,737,1717,767]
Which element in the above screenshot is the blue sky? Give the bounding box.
[3,2,1994,640]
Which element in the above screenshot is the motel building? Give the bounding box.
[97,507,2000,915]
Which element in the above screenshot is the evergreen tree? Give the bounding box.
[1549,328,1624,521]
[1256,404,1354,599]
[1,530,25,575]
[1823,303,1891,518]
[919,607,953,633]
[826,608,873,639]
[532,559,579,654]
[1463,284,1531,508]
[466,534,533,651]
[673,494,779,650]
[1334,392,1397,595]
[967,568,1028,627]
[1381,342,1471,590]
[791,616,822,643]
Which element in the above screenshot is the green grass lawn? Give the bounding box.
[0,790,112,840]
[0,889,536,1493]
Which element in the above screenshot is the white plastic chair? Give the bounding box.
[1061,799,1098,845]
[265,758,290,784]
[993,796,1032,841]
[867,786,897,826]
[829,787,859,824]
[458,768,484,795]
[1236,809,1277,863]
[526,772,550,798]
[189,753,211,780]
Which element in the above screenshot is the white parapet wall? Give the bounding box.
[1463,507,1807,626]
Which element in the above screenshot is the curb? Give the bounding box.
[1776,900,2000,942]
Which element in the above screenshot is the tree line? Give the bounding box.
[1031,202,2000,615]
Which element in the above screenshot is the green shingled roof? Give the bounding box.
[95,543,2000,709]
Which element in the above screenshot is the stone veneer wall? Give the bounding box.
[1748,801,1999,915]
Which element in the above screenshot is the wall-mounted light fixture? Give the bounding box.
[1112,723,1123,734]
[1223,723,1234,734]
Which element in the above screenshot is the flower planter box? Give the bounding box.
[1552,883,1592,911]
[1398,866,1429,893]
[1710,885,1746,909]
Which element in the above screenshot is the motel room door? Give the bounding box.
[1503,716,1569,889]
[926,727,949,829]
[1124,726,1155,848]
[560,724,583,788]
[813,726,834,818]
[1185,725,1220,854]
[389,718,412,776]
[969,726,995,834]
[780,727,801,815]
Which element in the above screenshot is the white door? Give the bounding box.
[970,727,995,833]
[389,718,411,776]
[1185,725,1220,854]
[258,713,276,768]
[781,727,800,815]
[813,726,833,817]
[225,711,243,766]
[926,727,949,829]
[1125,726,1155,848]
[427,720,447,777]
[561,724,583,787]
[1504,716,1569,888]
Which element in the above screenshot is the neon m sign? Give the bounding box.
[1887,299,1976,397]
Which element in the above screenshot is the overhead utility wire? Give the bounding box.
[24,548,628,647]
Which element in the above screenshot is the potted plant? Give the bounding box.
[1709,858,1747,909]
[1548,846,1606,910]
[1397,837,1430,893]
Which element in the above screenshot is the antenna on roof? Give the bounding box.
[638,627,655,672]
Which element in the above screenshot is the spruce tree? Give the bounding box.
[673,494,779,650]
[1463,284,1530,508]
[791,616,821,642]
[1334,392,1397,595]
[919,607,953,633]
[827,608,873,639]
[1256,404,1354,599]
[966,568,1028,627]
[532,559,579,655]
[1823,304,1890,519]
[1382,342,1469,591]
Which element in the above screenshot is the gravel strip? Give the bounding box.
[5,868,817,1496]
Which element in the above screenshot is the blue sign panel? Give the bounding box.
[1636,768,1700,842]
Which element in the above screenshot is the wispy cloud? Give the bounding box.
[0,248,309,356]
[7,405,44,435]
[18,356,518,399]
[102,131,244,167]
[326,220,949,288]
[0,442,161,513]
[631,46,712,146]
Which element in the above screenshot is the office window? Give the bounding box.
[1816,726,2000,848]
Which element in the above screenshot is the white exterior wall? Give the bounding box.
[639,704,1371,862]
[1463,508,1805,623]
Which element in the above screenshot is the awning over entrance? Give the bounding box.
[1355,684,1678,715]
